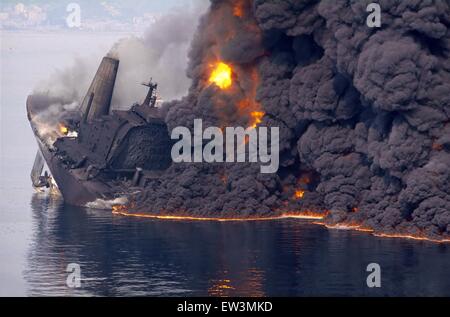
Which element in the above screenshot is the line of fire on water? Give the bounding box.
[112,205,326,222]
[112,205,450,243]
[312,221,450,243]
[372,233,450,243]
[137,51,449,243]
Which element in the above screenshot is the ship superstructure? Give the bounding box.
[27,56,172,206]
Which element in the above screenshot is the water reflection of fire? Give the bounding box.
[208,268,265,297]
[208,278,235,297]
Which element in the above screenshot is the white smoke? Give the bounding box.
[30,1,208,145]
[30,100,79,146]
[33,56,97,103]
[31,56,97,145]
[109,2,209,108]
[33,1,209,114]
[86,196,128,210]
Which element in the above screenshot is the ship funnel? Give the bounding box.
[80,56,119,121]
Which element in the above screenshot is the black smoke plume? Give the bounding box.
[127,0,450,240]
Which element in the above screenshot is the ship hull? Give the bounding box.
[36,138,105,206]
[27,95,114,207]
[26,56,172,208]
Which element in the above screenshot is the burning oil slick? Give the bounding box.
[28,0,450,242]
[126,0,450,242]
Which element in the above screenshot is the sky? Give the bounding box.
[0,0,204,32]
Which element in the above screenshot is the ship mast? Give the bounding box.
[141,78,158,108]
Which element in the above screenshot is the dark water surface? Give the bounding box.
[20,195,450,296]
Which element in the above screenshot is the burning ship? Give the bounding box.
[27,56,172,207]
[25,0,450,243]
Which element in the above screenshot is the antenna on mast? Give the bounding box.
[141,78,158,108]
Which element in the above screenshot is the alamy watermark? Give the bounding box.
[66,3,81,28]
[66,263,81,288]
[171,119,279,174]
[366,3,381,28]
[366,263,381,288]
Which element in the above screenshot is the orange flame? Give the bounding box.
[284,211,329,220]
[314,221,450,242]
[294,190,305,199]
[59,124,68,135]
[112,205,328,222]
[236,87,265,129]
[111,206,450,244]
[373,233,450,243]
[209,62,232,89]
[249,111,264,129]
[233,1,244,17]
[432,142,443,151]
